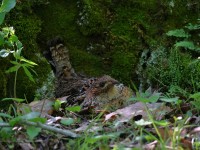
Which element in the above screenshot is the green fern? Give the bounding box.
[174,41,195,50]
[166,29,190,38]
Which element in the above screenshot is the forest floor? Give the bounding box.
[1,88,199,150]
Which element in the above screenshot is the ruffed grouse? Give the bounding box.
[44,37,132,111]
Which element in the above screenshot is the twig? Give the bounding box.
[0,121,79,138]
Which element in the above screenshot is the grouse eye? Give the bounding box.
[99,82,105,87]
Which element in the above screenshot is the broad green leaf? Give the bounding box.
[5,64,20,73]
[27,126,41,140]
[9,34,18,43]
[175,41,195,50]
[60,118,74,126]
[65,106,81,112]
[22,66,35,82]
[16,40,22,49]
[21,112,40,120]
[0,113,13,118]
[166,29,190,38]
[0,12,5,25]
[9,116,22,126]
[0,49,9,57]
[54,99,62,111]
[20,57,37,65]
[2,97,25,102]
[0,0,16,12]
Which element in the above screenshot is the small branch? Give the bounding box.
[0,121,79,138]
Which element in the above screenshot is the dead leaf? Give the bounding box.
[105,102,171,123]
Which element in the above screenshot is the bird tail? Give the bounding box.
[45,36,77,79]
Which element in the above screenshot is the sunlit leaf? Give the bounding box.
[27,126,41,140]
[154,120,169,126]
[2,97,25,102]
[65,106,81,112]
[135,119,152,126]
[0,0,16,12]
[20,57,38,65]
[0,49,9,57]
[9,34,18,43]
[54,99,61,111]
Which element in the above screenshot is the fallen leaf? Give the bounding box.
[105,102,171,123]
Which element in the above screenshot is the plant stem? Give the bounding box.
[14,68,18,98]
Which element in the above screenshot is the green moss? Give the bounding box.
[111,52,137,84]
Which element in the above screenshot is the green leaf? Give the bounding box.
[154,120,169,127]
[16,40,22,49]
[29,117,47,124]
[0,12,5,25]
[54,99,62,111]
[21,112,40,120]
[0,113,13,119]
[185,23,200,30]
[9,116,22,126]
[2,97,25,102]
[147,95,160,103]
[175,41,195,50]
[27,126,41,140]
[6,64,20,73]
[160,97,179,103]
[190,92,200,99]
[0,0,16,12]
[22,66,35,82]
[166,29,190,38]
[14,48,22,59]
[9,34,18,43]
[20,57,37,66]
[60,118,74,126]
[0,49,9,57]
[10,61,19,65]
[65,106,81,112]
